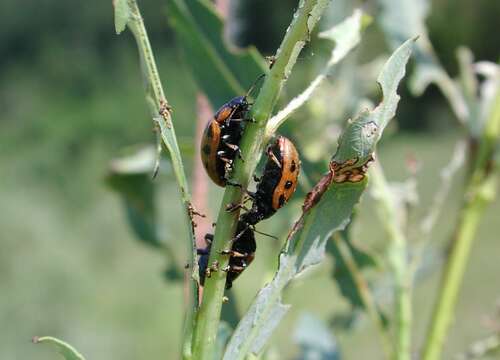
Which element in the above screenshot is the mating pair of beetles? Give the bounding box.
[198,82,301,289]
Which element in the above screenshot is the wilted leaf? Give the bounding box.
[293,313,340,360]
[166,0,266,108]
[223,38,415,359]
[106,146,161,248]
[113,0,131,35]
[33,336,85,360]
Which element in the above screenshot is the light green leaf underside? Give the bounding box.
[33,336,85,360]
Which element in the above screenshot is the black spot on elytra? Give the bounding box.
[285,180,293,189]
[290,161,297,172]
[278,194,286,207]
[202,144,211,155]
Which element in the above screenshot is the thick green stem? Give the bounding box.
[190,1,331,358]
[370,162,411,360]
[333,234,393,358]
[422,85,500,360]
[124,1,198,358]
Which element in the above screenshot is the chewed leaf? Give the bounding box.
[33,336,85,360]
[113,0,131,35]
[224,39,414,359]
[267,9,367,136]
[319,9,368,66]
[333,37,416,164]
[377,0,468,122]
[166,0,266,108]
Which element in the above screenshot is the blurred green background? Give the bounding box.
[0,0,499,359]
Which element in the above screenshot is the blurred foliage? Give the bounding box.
[0,0,499,359]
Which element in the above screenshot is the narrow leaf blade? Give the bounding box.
[33,336,85,360]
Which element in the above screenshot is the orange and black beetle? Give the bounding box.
[198,221,256,289]
[241,136,301,225]
[200,74,266,187]
[200,96,250,187]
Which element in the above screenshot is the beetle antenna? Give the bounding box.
[245,74,266,99]
[252,227,278,240]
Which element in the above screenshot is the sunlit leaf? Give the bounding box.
[166,0,266,108]
[33,336,85,360]
[267,9,367,136]
[333,37,416,164]
[223,38,415,359]
[113,0,131,35]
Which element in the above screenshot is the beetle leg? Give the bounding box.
[253,174,262,183]
[229,265,245,272]
[225,202,249,212]
[267,147,281,168]
[197,248,210,255]
[220,249,247,258]
[223,142,244,161]
[219,157,233,165]
[226,180,242,188]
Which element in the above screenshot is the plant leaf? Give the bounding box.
[166,0,266,108]
[293,313,340,360]
[33,336,85,360]
[326,227,376,309]
[223,38,415,359]
[113,0,131,35]
[333,37,416,164]
[267,9,367,136]
[106,146,161,248]
[224,180,367,360]
[213,322,233,360]
[376,0,469,122]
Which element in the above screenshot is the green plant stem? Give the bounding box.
[370,162,411,360]
[422,84,500,360]
[190,1,330,358]
[332,233,393,358]
[124,1,198,358]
